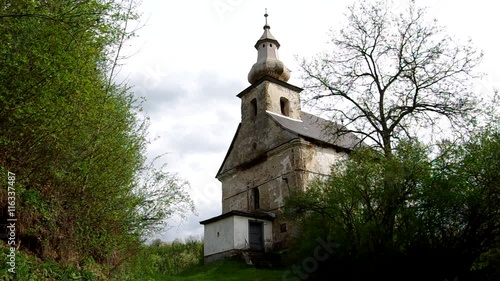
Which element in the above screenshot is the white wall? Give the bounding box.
[203,216,235,256]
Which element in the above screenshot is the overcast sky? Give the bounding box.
[119,0,499,242]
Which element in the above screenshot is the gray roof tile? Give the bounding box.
[267,111,362,150]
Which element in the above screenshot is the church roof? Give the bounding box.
[267,111,362,150]
[199,210,275,225]
[216,110,362,178]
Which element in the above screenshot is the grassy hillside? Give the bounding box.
[156,259,286,281]
[2,240,287,281]
[111,240,287,281]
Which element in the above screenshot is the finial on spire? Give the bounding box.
[264,8,270,29]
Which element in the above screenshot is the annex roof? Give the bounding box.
[199,210,275,225]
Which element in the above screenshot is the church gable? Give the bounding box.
[217,77,361,179]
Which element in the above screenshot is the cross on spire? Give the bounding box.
[264,8,270,29]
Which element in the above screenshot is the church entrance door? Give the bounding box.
[248,221,264,251]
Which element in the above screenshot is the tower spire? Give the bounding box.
[247,10,290,84]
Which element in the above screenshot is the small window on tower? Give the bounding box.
[253,188,260,210]
[250,98,257,117]
[280,97,290,116]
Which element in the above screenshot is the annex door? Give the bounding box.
[248,221,264,251]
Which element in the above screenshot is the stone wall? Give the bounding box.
[218,79,302,178]
[220,140,299,213]
[219,136,347,246]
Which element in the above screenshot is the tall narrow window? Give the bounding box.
[250,98,257,117]
[253,188,260,210]
[280,97,290,116]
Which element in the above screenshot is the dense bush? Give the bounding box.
[284,132,500,281]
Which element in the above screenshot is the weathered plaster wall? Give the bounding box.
[220,138,347,247]
[262,82,301,119]
[221,139,347,212]
[221,141,298,213]
[240,80,301,122]
[299,143,349,190]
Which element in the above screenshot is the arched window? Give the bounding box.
[253,188,260,210]
[250,98,257,117]
[280,97,290,116]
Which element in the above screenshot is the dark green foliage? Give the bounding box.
[284,133,500,280]
[1,243,107,280]
[291,1,497,280]
[0,0,193,278]
[2,240,287,280]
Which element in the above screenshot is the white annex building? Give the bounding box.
[200,12,360,264]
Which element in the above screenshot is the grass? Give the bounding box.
[112,240,288,281]
[154,258,287,281]
[2,240,289,281]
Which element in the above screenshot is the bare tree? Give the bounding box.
[300,0,482,157]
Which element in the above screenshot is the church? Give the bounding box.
[200,12,360,264]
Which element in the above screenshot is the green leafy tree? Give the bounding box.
[286,2,494,279]
[0,0,194,277]
[284,132,500,280]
